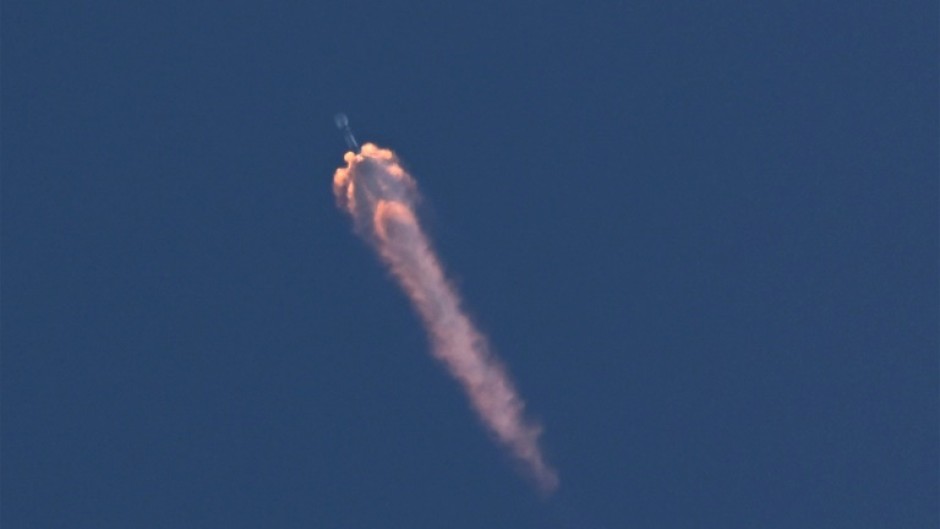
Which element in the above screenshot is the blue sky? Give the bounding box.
[3,2,937,528]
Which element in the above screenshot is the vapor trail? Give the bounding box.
[333,143,558,493]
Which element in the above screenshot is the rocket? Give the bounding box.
[334,113,359,152]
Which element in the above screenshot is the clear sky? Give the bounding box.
[3,2,937,528]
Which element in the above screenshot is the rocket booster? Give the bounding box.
[334,113,359,152]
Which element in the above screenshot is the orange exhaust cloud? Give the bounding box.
[333,143,559,494]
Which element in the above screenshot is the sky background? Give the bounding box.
[3,2,937,528]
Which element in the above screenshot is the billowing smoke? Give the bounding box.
[333,143,558,493]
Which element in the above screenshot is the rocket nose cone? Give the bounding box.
[334,113,349,129]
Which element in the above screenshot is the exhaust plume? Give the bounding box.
[333,143,558,493]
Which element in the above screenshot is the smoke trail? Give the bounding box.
[334,143,558,493]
